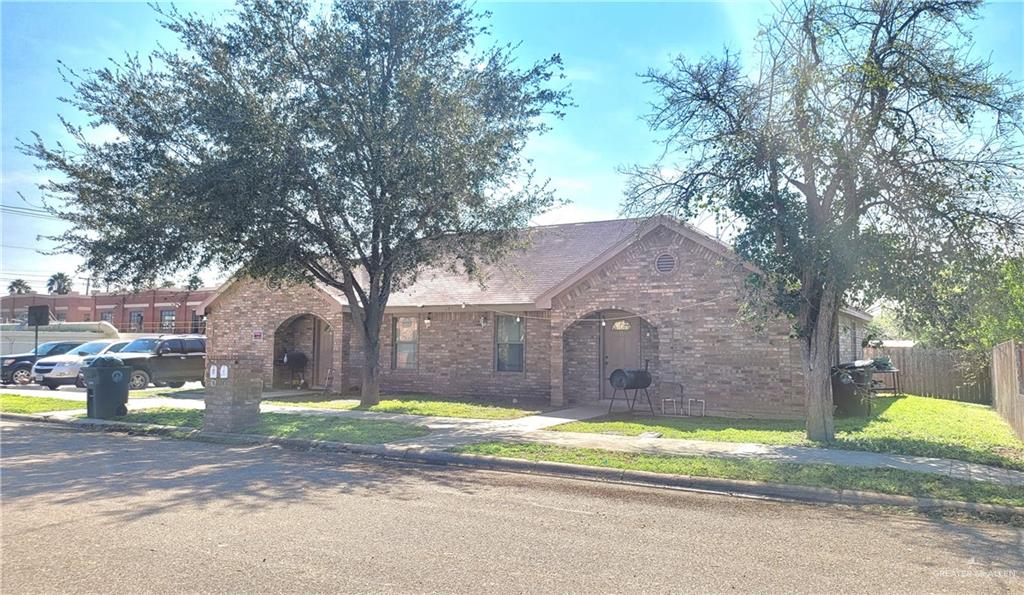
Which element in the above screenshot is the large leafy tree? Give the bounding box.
[901,252,1024,352]
[7,279,31,295]
[23,0,569,405]
[624,0,1023,440]
[46,273,73,295]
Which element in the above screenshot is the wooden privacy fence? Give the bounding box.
[992,340,1024,439]
[863,346,992,403]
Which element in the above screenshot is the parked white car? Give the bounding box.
[32,339,130,390]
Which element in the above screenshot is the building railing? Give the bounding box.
[1,318,206,335]
[111,321,207,335]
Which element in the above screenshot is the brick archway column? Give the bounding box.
[550,313,566,406]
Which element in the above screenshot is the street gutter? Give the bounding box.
[4,411,1022,516]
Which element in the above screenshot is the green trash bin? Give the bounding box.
[82,355,130,419]
[831,360,874,417]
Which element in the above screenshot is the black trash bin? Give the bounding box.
[831,360,875,417]
[81,355,130,419]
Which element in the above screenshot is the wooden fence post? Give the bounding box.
[992,340,1024,439]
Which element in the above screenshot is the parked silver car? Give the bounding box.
[32,339,130,390]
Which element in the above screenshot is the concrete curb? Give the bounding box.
[4,412,1022,516]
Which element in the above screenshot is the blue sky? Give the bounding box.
[2,1,1022,293]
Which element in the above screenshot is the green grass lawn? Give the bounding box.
[551,396,1024,470]
[265,394,541,420]
[455,442,1024,507]
[0,393,85,414]
[111,407,430,444]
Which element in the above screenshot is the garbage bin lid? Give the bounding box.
[88,355,125,368]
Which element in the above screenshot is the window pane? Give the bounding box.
[497,343,524,372]
[164,339,185,354]
[185,339,205,353]
[496,315,524,344]
[395,343,417,369]
[395,317,418,342]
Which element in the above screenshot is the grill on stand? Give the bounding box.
[607,360,655,414]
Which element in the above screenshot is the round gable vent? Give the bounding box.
[655,253,676,274]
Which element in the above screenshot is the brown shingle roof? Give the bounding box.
[378,218,646,307]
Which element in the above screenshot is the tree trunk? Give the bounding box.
[347,297,384,408]
[360,332,382,406]
[801,286,840,442]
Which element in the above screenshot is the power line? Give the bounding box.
[0,205,65,221]
[0,270,86,276]
[1,203,53,214]
[1,244,60,252]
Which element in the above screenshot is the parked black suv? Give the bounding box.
[110,335,207,390]
[2,341,84,385]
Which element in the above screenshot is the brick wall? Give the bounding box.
[205,225,832,419]
[563,316,600,403]
[344,310,552,401]
[550,225,805,419]
[2,288,214,330]
[838,315,866,363]
[204,278,345,390]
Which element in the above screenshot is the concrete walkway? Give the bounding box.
[20,393,1024,487]
[521,430,1024,486]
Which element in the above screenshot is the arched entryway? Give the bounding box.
[273,313,335,389]
[562,309,659,403]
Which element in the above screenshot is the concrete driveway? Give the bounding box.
[2,420,1021,593]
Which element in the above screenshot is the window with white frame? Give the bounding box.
[129,311,144,331]
[160,309,176,331]
[495,315,525,372]
[392,316,418,369]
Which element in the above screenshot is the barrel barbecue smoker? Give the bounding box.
[276,350,309,389]
[608,361,655,414]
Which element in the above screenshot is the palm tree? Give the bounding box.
[46,273,73,295]
[7,279,31,295]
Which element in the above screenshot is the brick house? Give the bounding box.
[1,287,216,333]
[200,217,871,418]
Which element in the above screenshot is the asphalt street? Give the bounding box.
[1,420,1021,593]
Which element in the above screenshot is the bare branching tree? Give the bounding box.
[624,0,1023,440]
